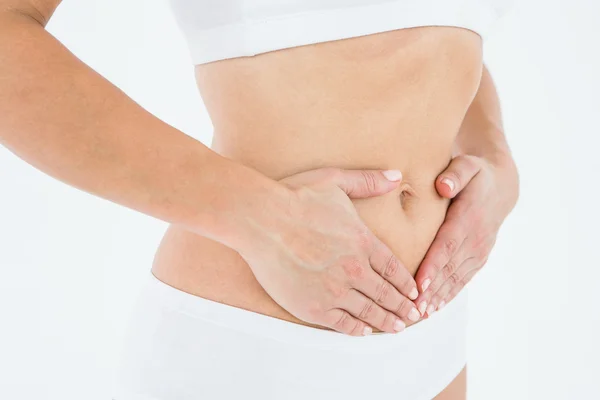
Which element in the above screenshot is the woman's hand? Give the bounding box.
[237,167,421,336]
[414,154,519,316]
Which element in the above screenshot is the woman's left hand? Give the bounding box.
[414,153,519,317]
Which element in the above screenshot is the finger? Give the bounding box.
[341,289,407,333]
[415,219,467,302]
[436,155,482,199]
[369,237,419,301]
[324,308,373,336]
[429,257,478,312]
[330,168,403,199]
[352,266,420,323]
[416,240,470,316]
[440,268,479,308]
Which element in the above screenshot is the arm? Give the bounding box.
[414,64,520,316]
[0,1,284,246]
[0,0,420,335]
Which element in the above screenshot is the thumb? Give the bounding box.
[333,169,403,199]
[436,155,481,199]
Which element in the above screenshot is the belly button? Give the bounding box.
[398,182,417,209]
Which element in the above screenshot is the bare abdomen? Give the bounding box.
[152,26,483,329]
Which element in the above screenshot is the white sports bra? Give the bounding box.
[168,0,512,65]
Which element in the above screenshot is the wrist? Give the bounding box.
[486,149,520,212]
[190,154,294,254]
[454,134,519,209]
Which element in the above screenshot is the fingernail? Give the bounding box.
[363,326,373,336]
[394,319,406,332]
[422,279,431,292]
[382,170,402,182]
[441,178,455,192]
[408,308,420,322]
[438,301,446,310]
[409,287,419,300]
[426,304,435,316]
[418,301,428,316]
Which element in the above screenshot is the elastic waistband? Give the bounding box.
[142,272,468,351]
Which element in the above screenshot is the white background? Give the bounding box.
[0,0,597,399]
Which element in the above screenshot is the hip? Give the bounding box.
[114,271,469,400]
[151,180,450,330]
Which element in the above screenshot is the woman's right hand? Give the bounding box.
[235,168,421,336]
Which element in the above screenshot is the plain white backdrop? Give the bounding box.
[0,0,596,399]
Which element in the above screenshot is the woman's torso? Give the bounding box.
[152,26,483,330]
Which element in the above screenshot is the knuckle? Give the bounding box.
[442,260,458,280]
[381,312,394,330]
[306,299,323,318]
[443,238,459,258]
[478,238,495,260]
[360,170,378,193]
[359,298,376,320]
[447,170,463,187]
[430,262,443,274]
[383,254,399,278]
[462,272,475,287]
[341,256,366,281]
[351,320,364,336]
[375,281,391,304]
[476,247,489,263]
[355,228,372,251]
[394,296,408,316]
[453,280,466,295]
[462,154,480,169]
[471,240,489,261]
[334,310,351,331]
[397,272,414,293]
[327,281,348,300]
[448,273,460,285]
[479,255,489,266]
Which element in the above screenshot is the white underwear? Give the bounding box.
[113,272,468,400]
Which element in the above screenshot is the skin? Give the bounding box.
[415,66,520,318]
[435,367,467,400]
[0,1,520,399]
[0,0,420,336]
[153,27,493,399]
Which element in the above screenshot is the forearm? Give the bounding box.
[455,64,513,166]
[0,10,288,249]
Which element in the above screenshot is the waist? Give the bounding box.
[152,26,482,329]
[152,166,450,330]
